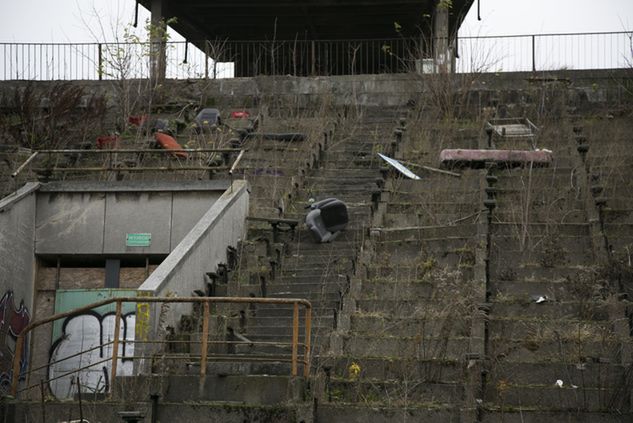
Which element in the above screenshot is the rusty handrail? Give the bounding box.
[11,296,312,397]
[34,148,245,154]
[11,151,39,178]
[10,148,248,178]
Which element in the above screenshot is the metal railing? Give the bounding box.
[1,31,631,80]
[457,30,633,73]
[11,296,312,399]
[10,147,246,189]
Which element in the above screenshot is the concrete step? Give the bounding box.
[492,209,587,224]
[383,212,484,228]
[350,314,471,338]
[359,278,436,299]
[321,158,384,169]
[484,383,625,412]
[489,361,627,388]
[480,410,625,423]
[249,305,336,318]
[342,334,473,360]
[386,201,482,214]
[489,301,609,320]
[490,243,594,266]
[316,404,459,423]
[489,336,620,363]
[602,208,633,224]
[17,399,300,422]
[490,223,589,237]
[372,224,479,241]
[146,374,299,404]
[488,318,613,342]
[245,315,335,329]
[240,280,348,295]
[366,264,475,281]
[489,278,596,302]
[320,356,463,382]
[386,190,482,204]
[318,168,383,178]
[387,175,482,192]
[282,253,356,267]
[355,299,470,318]
[327,378,463,404]
[488,263,595,281]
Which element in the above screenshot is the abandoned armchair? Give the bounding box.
[305,198,349,243]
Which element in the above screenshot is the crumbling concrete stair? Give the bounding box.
[318,119,486,421]
[483,114,632,421]
[227,109,401,381]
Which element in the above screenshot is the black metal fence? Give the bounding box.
[1,31,631,80]
[457,31,633,73]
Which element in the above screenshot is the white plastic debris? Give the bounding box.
[532,295,549,304]
[378,153,422,180]
[555,379,564,388]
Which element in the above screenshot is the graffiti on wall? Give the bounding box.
[48,311,135,399]
[0,291,31,394]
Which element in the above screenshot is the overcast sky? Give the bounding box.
[1,0,631,43]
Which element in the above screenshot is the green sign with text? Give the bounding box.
[126,233,151,247]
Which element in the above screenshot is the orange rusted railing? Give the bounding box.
[11,296,312,398]
[11,148,248,180]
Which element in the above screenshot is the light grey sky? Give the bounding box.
[1,0,631,42]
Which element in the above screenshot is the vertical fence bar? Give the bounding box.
[98,43,103,80]
[311,40,316,75]
[110,300,122,395]
[531,34,536,71]
[200,301,210,379]
[291,302,299,377]
[303,306,311,378]
[204,41,209,79]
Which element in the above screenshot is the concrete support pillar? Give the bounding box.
[150,0,167,83]
[433,2,451,73]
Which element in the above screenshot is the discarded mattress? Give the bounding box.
[440,149,552,167]
[305,198,349,243]
[154,132,188,159]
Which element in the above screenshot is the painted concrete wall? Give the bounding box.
[35,183,223,255]
[0,183,39,394]
[137,180,249,340]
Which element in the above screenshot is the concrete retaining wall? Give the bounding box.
[0,69,630,112]
[35,181,224,256]
[0,183,39,395]
[138,179,249,334]
[0,183,39,310]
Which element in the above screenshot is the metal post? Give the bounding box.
[98,43,103,80]
[531,35,536,72]
[291,302,299,376]
[40,379,46,423]
[110,300,122,395]
[303,307,311,377]
[200,301,210,379]
[204,41,209,80]
[311,40,316,76]
[77,376,84,422]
